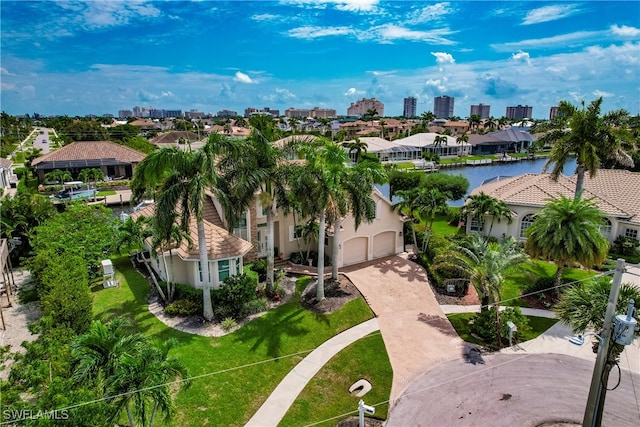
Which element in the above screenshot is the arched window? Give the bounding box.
[599,218,612,239]
[519,214,535,239]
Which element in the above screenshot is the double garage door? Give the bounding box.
[342,231,396,266]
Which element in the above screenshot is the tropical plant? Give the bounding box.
[151,217,193,302]
[420,111,435,131]
[416,187,451,252]
[43,169,72,184]
[540,97,636,199]
[433,234,529,347]
[131,133,239,320]
[525,195,609,291]
[456,132,469,156]
[346,138,368,163]
[486,199,514,235]
[460,192,499,235]
[554,275,640,426]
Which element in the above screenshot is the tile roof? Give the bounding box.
[0,158,12,169]
[150,131,201,146]
[130,199,252,261]
[32,141,146,166]
[471,170,640,224]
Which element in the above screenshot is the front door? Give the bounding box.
[257,229,267,258]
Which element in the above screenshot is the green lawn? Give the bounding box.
[96,190,116,197]
[92,257,374,426]
[447,312,558,346]
[280,332,392,426]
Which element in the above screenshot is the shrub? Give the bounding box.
[250,260,267,282]
[212,274,257,319]
[290,251,303,265]
[164,299,201,317]
[612,235,640,256]
[523,276,573,295]
[221,317,237,331]
[214,305,234,320]
[174,283,203,304]
[243,298,268,316]
[471,306,529,349]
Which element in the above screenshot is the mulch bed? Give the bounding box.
[300,274,363,314]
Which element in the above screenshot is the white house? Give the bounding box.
[464,169,640,244]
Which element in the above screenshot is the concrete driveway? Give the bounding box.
[343,254,464,403]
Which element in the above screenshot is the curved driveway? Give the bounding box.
[343,254,464,403]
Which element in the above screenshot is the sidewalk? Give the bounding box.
[245,318,380,427]
[441,304,557,318]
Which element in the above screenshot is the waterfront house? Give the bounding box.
[464,169,640,245]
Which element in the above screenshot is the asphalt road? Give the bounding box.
[32,128,52,154]
[387,353,640,427]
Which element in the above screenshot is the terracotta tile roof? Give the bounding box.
[471,170,640,223]
[150,131,200,146]
[32,141,146,166]
[0,158,12,169]
[130,200,252,261]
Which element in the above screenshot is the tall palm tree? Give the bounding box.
[541,97,635,200]
[486,199,514,236]
[484,117,497,131]
[44,169,72,184]
[392,188,422,251]
[456,132,469,156]
[420,111,435,131]
[433,135,448,156]
[346,138,368,162]
[525,195,609,290]
[416,187,450,252]
[131,133,238,320]
[224,115,287,295]
[433,235,529,347]
[151,217,193,302]
[555,276,640,426]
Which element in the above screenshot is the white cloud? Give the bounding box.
[161,91,173,97]
[610,24,640,38]
[522,4,580,25]
[79,1,161,30]
[344,87,365,96]
[251,13,279,22]
[374,24,456,44]
[285,0,380,13]
[1,82,15,90]
[233,71,256,84]
[511,50,531,66]
[491,30,601,51]
[431,51,455,65]
[1,67,16,76]
[592,89,614,98]
[288,26,354,39]
[424,78,447,92]
[406,2,452,24]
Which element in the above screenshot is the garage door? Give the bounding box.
[373,231,396,259]
[343,237,368,266]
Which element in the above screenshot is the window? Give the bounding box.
[469,216,482,232]
[218,259,230,283]
[256,200,268,218]
[289,225,305,242]
[519,214,535,238]
[233,211,248,240]
[599,218,612,238]
[625,228,639,240]
[197,261,211,284]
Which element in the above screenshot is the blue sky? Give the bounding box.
[1,1,639,118]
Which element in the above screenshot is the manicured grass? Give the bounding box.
[500,260,598,307]
[447,312,558,346]
[396,162,415,169]
[280,332,392,426]
[96,190,116,197]
[92,257,374,426]
[430,214,463,237]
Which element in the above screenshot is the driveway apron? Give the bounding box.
[343,254,464,403]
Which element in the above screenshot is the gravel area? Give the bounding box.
[0,269,41,381]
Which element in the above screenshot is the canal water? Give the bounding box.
[378,156,577,206]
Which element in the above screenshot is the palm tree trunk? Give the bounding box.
[554,264,564,297]
[495,304,503,349]
[198,221,214,320]
[126,402,136,427]
[168,249,176,301]
[316,211,326,301]
[331,218,341,281]
[142,255,168,303]
[150,401,159,427]
[574,163,586,200]
[266,209,275,294]
[488,217,495,236]
[411,222,418,254]
[162,245,172,301]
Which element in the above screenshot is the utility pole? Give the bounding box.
[582,258,625,427]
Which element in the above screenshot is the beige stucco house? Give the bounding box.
[464,169,640,245]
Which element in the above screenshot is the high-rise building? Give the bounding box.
[505,105,533,119]
[119,110,133,119]
[470,103,491,119]
[284,107,337,119]
[217,110,238,118]
[244,107,280,118]
[549,106,560,120]
[347,98,385,117]
[403,97,417,118]
[434,96,454,119]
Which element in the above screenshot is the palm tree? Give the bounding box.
[420,111,435,131]
[71,319,147,394]
[416,187,450,252]
[525,195,609,291]
[151,217,193,302]
[346,138,368,162]
[392,188,422,252]
[224,114,286,295]
[486,199,514,236]
[460,192,497,235]
[433,235,529,347]
[131,133,238,320]
[485,117,497,131]
[116,215,168,303]
[433,135,448,156]
[541,97,635,200]
[108,339,190,427]
[555,276,640,426]
[44,169,72,184]
[456,132,469,156]
[379,118,387,139]
[469,114,481,131]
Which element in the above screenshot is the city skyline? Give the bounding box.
[1,1,639,118]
